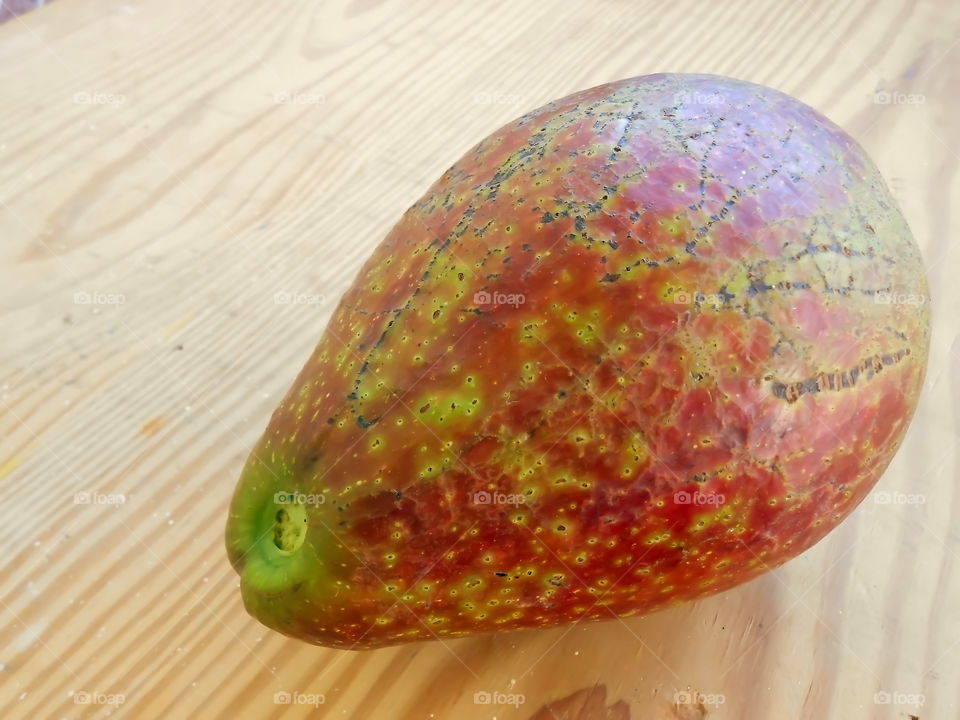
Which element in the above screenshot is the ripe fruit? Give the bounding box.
[226,73,930,649]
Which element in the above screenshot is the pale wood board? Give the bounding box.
[0,0,958,718]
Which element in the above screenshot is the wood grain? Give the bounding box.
[0,0,958,718]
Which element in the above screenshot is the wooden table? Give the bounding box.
[1,0,957,717]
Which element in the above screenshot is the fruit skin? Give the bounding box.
[226,73,930,650]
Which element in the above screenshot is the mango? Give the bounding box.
[225,73,930,649]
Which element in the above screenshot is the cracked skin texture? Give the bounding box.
[225,73,930,650]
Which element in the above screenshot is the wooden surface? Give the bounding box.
[1,0,958,718]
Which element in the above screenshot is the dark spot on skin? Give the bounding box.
[541,212,555,223]
[747,280,774,296]
[495,572,508,577]
[357,415,378,429]
[600,273,620,283]
[773,347,910,402]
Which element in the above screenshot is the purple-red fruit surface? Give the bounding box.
[226,74,930,649]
